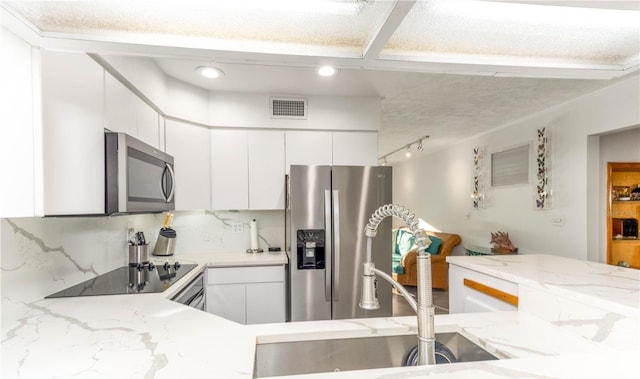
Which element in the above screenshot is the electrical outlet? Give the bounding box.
[231,222,244,233]
[551,217,564,227]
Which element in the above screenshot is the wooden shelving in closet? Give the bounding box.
[607,162,640,269]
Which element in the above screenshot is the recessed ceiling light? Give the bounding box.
[318,66,336,77]
[196,66,225,79]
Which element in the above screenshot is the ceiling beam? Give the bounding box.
[25,32,637,80]
[2,4,635,80]
[362,0,416,61]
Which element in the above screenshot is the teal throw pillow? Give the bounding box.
[396,230,416,256]
[425,235,442,255]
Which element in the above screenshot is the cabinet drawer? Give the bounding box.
[449,264,518,314]
[207,265,284,285]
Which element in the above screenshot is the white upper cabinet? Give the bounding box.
[211,129,249,210]
[0,28,37,217]
[285,131,333,172]
[248,130,286,210]
[332,131,378,166]
[105,73,137,136]
[41,50,105,215]
[105,73,160,149]
[135,98,160,149]
[165,119,211,210]
[284,130,379,172]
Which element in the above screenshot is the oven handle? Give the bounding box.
[186,288,205,309]
[172,272,204,308]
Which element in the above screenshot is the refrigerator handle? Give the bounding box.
[324,190,332,302]
[333,189,340,302]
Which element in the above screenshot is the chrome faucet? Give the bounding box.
[359,204,436,365]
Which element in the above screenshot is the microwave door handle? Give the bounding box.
[165,163,176,202]
[160,165,169,201]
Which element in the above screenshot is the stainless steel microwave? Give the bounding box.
[105,132,175,215]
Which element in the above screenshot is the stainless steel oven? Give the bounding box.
[105,132,175,215]
[171,272,205,310]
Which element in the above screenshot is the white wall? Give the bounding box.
[393,74,640,262]
[599,127,640,164]
[165,76,210,125]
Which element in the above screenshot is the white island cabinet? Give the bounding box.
[449,263,518,313]
[205,265,286,325]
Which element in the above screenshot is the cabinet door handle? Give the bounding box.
[464,278,518,306]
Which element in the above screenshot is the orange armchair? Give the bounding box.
[392,231,461,291]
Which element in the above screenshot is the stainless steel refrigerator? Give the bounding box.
[286,165,393,321]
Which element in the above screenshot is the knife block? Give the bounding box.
[153,228,176,256]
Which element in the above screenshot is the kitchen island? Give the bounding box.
[2,254,639,378]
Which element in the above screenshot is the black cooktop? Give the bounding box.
[46,263,197,298]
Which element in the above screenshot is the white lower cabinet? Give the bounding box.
[205,265,286,324]
[207,282,247,324]
[449,264,518,313]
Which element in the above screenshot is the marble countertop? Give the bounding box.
[2,252,639,378]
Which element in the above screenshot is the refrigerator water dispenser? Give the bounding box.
[297,229,325,269]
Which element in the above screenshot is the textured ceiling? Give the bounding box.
[384,1,639,67]
[3,0,639,162]
[371,71,631,156]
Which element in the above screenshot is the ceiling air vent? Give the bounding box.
[270,97,307,119]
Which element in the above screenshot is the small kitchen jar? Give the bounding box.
[129,244,150,266]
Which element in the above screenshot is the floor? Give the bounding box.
[392,286,449,316]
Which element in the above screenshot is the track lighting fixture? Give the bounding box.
[377,135,429,164]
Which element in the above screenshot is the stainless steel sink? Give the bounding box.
[254,332,497,378]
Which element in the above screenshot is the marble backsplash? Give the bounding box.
[0,210,284,305]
